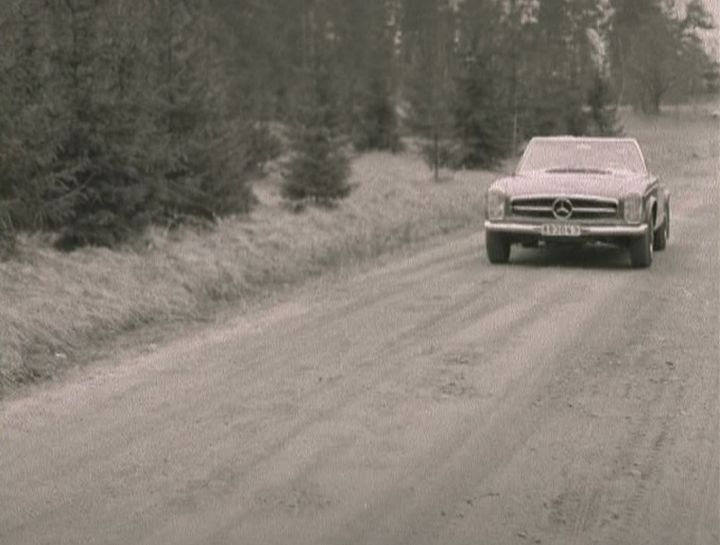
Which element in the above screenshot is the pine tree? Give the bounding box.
[40,0,160,248]
[452,0,511,167]
[527,0,582,135]
[32,0,254,248]
[283,62,351,205]
[403,0,455,181]
[453,56,508,168]
[350,0,401,152]
[147,0,254,228]
[353,68,401,152]
[283,0,350,206]
[0,2,61,235]
[609,0,715,114]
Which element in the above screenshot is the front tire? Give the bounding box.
[629,216,654,268]
[653,204,669,251]
[486,231,510,264]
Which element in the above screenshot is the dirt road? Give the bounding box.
[1,135,718,544]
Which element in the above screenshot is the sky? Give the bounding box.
[682,0,720,54]
[701,0,719,54]
[704,0,720,24]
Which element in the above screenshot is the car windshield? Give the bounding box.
[517,140,647,175]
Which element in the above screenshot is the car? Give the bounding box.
[483,136,670,268]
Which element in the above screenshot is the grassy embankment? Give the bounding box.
[1,108,717,396]
[0,152,496,395]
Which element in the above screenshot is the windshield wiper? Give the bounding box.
[545,167,611,174]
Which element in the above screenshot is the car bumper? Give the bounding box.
[484,221,648,237]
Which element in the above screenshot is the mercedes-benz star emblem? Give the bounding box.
[552,198,573,220]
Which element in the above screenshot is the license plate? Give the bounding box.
[541,224,582,237]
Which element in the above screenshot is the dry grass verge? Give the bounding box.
[0,151,496,395]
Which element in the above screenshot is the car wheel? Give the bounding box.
[653,204,669,251]
[629,213,654,268]
[486,231,510,264]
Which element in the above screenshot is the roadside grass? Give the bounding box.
[0,151,495,395]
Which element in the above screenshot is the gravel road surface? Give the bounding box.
[1,142,718,544]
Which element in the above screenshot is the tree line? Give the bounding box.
[0,0,716,254]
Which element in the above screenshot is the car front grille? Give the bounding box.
[510,196,619,220]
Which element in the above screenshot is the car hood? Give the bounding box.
[492,171,651,200]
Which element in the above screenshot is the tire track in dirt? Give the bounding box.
[608,388,684,544]
[231,275,635,545]
[138,263,599,544]
[1,235,599,545]
[410,186,717,545]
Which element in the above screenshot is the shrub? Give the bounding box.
[283,65,351,205]
[452,58,509,169]
[283,124,351,205]
[352,74,401,153]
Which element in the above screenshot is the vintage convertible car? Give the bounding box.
[484,136,670,268]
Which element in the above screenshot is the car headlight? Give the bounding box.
[486,188,506,220]
[623,193,643,224]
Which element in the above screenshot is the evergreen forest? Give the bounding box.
[0,0,716,252]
